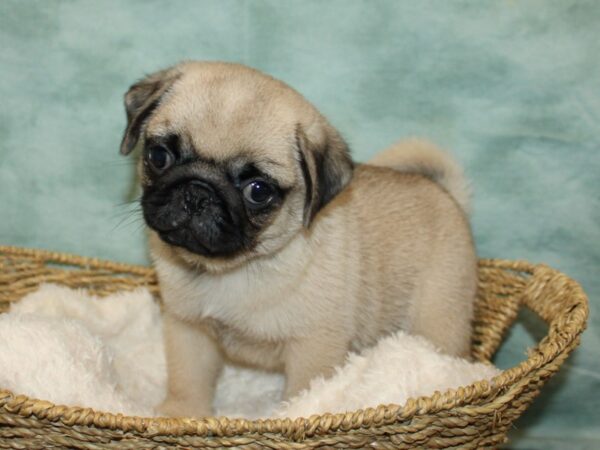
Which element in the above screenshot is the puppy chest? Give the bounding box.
[212,322,285,371]
[173,268,323,338]
[201,288,319,340]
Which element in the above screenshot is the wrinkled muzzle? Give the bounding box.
[142,179,244,256]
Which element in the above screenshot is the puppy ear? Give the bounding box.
[119,68,180,155]
[296,125,354,226]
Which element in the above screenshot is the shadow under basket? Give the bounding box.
[0,246,589,449]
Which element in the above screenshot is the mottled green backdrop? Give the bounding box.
[1,1,598,448]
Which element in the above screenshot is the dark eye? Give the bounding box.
[242,180,274,207]
[146,145,174,172]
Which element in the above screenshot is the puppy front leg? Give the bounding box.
[283,335,348,399]
[157,313,223,417]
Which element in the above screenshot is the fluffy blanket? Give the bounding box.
[0,284,500,418]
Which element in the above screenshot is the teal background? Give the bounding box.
[1,1,598,447]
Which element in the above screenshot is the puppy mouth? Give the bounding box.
[151,212,243,257]
[156,212,241,257]
[158,228,214,256]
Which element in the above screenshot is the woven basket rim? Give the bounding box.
[0,245,589,439]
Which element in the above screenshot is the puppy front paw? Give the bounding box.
[156,396,213,418]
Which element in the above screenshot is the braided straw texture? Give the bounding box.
[0,246,588,449]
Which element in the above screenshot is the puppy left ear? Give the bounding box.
[120,68,180,155]
[296,125,354,226]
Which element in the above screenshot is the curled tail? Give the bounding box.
[368,138,471,214]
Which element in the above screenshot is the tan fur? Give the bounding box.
[121,61,477,417]
[369,138,472,214]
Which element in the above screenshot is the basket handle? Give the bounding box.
[521,264,588,345]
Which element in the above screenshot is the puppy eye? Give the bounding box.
[146,145,174,172]
[242,180,274,207]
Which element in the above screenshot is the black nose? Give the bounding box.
[184,180,216,212]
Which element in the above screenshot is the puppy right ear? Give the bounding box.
[120,68,180,155]
[296,124,354,226]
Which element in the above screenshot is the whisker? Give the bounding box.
[111,208,144,232]
[110,205,143,221]
[114,196,142,207]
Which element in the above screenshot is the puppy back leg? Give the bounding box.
[408,256,477,358]
[157,313,223,417]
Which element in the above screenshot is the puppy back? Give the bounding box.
[368,139,471,214]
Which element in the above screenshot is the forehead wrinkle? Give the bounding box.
[163,79,296,149]
[146,68,307,188]
[255,158,295,186]
[218,153,294,188]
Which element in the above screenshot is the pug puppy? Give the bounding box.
[119,61,477,417]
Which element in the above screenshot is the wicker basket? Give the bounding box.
[0,246,588,449]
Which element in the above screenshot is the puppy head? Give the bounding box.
[120,61,353,271]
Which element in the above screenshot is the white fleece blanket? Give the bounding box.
[0,284,500,418]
